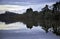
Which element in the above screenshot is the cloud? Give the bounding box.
[0,2,55,14]
[0,5,29,14]
[0,0,59,5]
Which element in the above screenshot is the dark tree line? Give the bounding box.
[0,1,60,35]
[22,1,60,35]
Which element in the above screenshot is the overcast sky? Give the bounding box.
[0,0,60,14]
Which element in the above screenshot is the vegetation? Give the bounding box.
[0,1,60,35]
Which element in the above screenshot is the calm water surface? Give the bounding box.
[0,22,60,39]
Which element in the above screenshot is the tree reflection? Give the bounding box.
[0,1,60,35]
[22,2,60,35]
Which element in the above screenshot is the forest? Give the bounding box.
[0,1,60,35]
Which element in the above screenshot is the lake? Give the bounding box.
[0,22,60,39]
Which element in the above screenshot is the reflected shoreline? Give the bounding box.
[0,1,60,35]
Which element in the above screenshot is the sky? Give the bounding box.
[0,0,60,14]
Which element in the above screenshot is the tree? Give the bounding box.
[26,8,33,13]
[26,8,33,17]
[53,1,60,12]
[42,5,49,12]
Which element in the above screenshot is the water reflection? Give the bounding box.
[0,22,60,39]
[0,22,44,31]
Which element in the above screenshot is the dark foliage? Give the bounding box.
[0,1,60,35]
